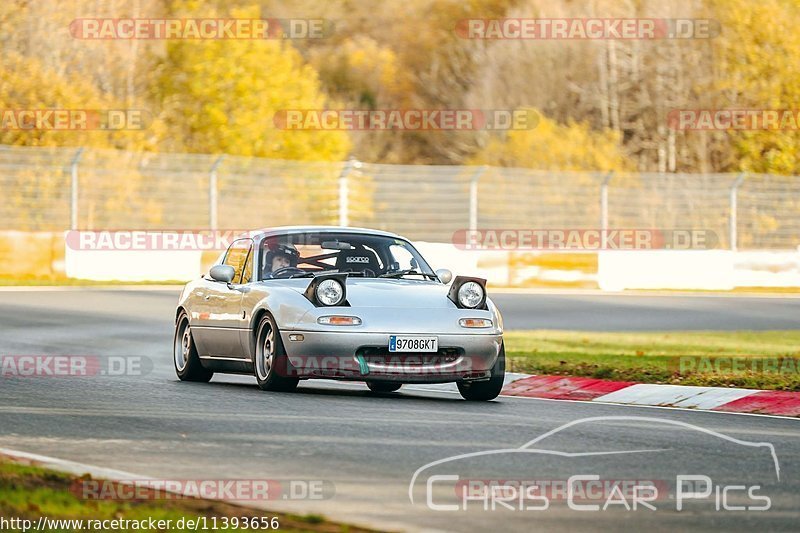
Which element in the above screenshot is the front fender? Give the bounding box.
[486,297,504,334]
[244,286,316,332]
[240,286,315,361]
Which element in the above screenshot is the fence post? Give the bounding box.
[69,147,84,230]
[469,166,486,233]
[729,172,745,251]
[209,155,224,230]
[339,158,357,226]
[600,171,614,234]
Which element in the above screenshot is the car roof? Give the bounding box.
[247,225,404,240]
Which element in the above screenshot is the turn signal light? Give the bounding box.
[318,316,362,326]
[459,318,493,328]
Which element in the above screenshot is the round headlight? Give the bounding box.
[457,281,484,308]
[315,279,344,306]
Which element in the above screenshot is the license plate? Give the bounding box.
[389,335,438,352]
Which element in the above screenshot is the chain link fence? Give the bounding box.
[1,144,798,249]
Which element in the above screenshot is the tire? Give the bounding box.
[174,312,213,382]
[457,342,505,401]
[366,382,402,393]
[253,313,299,392]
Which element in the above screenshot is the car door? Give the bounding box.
[236,244,258,358]
[197,238,252,359]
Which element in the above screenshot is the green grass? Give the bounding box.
[505,330,800,390]
[0,460,374,533]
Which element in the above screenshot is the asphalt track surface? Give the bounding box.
[493,291,800,331]
[0,289,799,532]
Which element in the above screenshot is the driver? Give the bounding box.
[263,243,300,277]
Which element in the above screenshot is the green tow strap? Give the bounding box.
[355,355,369,375]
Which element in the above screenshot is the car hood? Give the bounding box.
[342,278,454,308]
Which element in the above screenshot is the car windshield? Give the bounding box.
[259,232,436,280]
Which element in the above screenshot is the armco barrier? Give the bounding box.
[64,247,202,282]
[1,231,799,287]
[60,239,499,283]
[733,250,800,287]
[598,250,735,290]
[0,230,64,278]
[598,249,800,291]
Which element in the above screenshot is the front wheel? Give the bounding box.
[174,312,213,382]
[253,313,299,392]
[457,343,505,401]
[366,382,402,393]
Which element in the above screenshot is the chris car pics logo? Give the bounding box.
[409,416,779,512]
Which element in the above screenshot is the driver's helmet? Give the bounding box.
[264,242,300,274]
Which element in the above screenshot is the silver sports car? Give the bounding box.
[173,226,505,400]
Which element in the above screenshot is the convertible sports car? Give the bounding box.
[173,226,505,401]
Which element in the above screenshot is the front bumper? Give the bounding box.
[279,330,503,383]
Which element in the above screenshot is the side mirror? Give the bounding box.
[435,268,453,284]
[209,264,235,283]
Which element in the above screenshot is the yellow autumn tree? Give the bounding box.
[469,111,630,171]
[0,51,153,150]
[708,0,800,174]
[154,3,350,161]
[0,51,158,229]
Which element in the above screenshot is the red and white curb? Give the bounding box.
[407,374,800,417]
[501,375,800,417]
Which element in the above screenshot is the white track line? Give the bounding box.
[0,447,149,480]
[0,447,406,533]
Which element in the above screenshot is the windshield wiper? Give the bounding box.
[289,271,369,279]
[325,270,375,278]
[379,269,438,280]
[287,272,316,278]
